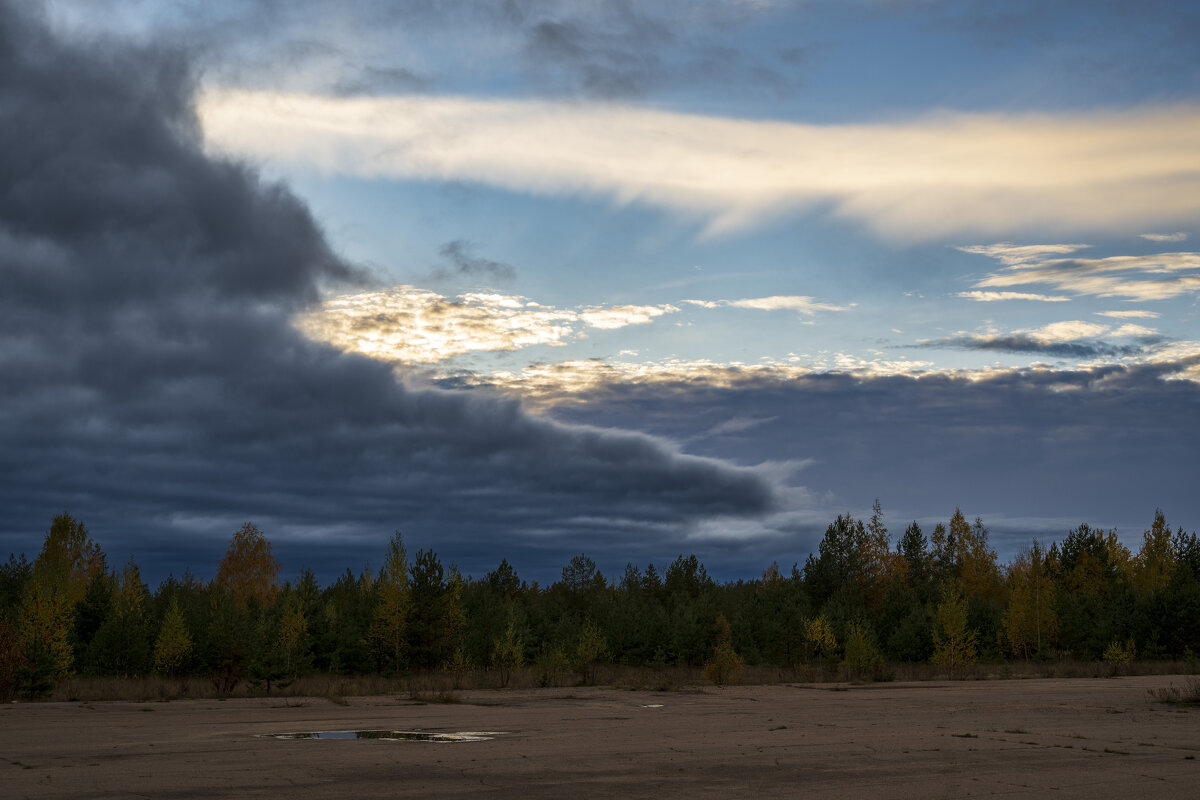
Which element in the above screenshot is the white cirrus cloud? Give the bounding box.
[578,304,679,329]
[199,90,1200,239]
[1096,309,1161,319]
[683,295,852,314]
[969,248,1200,301]
[957,243,1090,266]
[958,290,1071,302]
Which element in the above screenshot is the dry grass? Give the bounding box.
[37,660,1199,702]
[1148,677,1200,705]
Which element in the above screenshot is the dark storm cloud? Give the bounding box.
[910,334,1167,359]
[530,361,1200,569]
[430,240,517,284]
[0,2,776,583]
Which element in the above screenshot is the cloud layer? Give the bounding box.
[913,320,1165,359]
[0,3,776,578]
[200,90,1200,238]
[298,287,850,365]
[976,251,1200,301]
[529,362,1200,561]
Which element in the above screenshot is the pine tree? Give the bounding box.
[88,558,153,676]
[898,521,929,589]
[439,566,467,670]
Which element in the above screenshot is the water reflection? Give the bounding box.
[260,730,502,742]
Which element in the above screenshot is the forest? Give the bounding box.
[2,505,1198,701]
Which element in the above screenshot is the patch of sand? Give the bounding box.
[2,676,1196,798]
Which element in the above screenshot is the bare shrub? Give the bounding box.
[1148,677,1200,705]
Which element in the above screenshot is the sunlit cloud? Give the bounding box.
[578,304,678,329]
[295,287,679,363]
[455,342,1200,405]
[1097,309,1161,319]
[458,353,940,400]
[1109,323,1157,337]
[683,295,852,314]
[957,243,1089,266]
[424,324,1200,405]
[199,90,1200,239]
[298,285,853,366]
[969,248,1200,301]
[1121,340,1200,382]
[1140,232,1188,242]
[483,358,818,397]
[958,290,1071,302]
[1023,320,1110,343]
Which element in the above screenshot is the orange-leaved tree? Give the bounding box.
[214,523,280,608]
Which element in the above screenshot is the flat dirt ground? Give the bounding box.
[2,676,1197,798]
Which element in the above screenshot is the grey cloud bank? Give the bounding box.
[910,335,1167,359]
[0,2,776,583]
[528,363,1200,566]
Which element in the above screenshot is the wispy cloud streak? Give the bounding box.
[683,295,852,314]
[199,91,1200,238]
[958,291,1071,302]
[973,251,1200,301]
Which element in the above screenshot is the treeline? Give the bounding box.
[2,505,1199,699]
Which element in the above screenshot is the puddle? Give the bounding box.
[260,730,503,742]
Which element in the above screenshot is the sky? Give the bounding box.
[2,0,1199,586]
